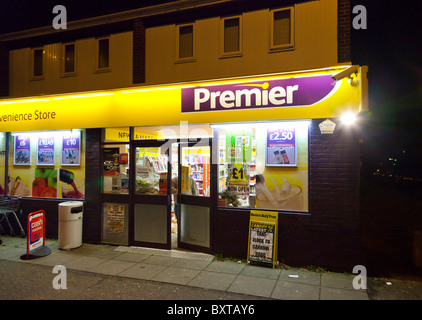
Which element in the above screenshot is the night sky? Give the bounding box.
[0,0,420,166]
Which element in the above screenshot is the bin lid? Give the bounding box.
[59,201,84,207]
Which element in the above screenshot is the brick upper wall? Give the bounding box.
[338,0,351,63]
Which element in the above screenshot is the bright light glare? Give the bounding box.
[340,112,357,125]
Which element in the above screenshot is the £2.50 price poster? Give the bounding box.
[266,127,297,167]
[62,131,81,166]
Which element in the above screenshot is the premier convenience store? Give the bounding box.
[0,65,368,270]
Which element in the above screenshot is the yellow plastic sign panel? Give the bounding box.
[0,66,367,132]
[247,210,278,269]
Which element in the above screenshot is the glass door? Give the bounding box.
[130,140,173,249]
[101,143,130,246]
[176,138,212,253]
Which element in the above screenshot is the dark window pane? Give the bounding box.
[33,49,43,77]
[64,44,75,73]
[98,38,109,68]
[224,18,240,53]
[273,10,291,46]
[179,25,193,58]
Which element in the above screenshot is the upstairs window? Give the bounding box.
[32,48,44,78]
[97,37,110,70]
[270,7,294,51]
[177,24,195,62]
[221,16,242,57]
[63,43,76,75]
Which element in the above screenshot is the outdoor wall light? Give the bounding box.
[340,112,357,125]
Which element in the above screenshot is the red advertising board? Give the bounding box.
[26,210,45,258]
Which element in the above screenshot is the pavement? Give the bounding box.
[1,235,422,300]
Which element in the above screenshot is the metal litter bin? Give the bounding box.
[58,201,83,250]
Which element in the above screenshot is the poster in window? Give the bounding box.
[266,127,297,167]
[62,131,81,166]
[37,135,55,166]
[14,135,31,165]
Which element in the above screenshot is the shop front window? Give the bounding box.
[217,121,309,212]
[7,130,85,199]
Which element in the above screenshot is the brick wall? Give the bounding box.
[83,128,102,244]
[133,18,146,84]
[308,118,361,271]
[338,0,351,63]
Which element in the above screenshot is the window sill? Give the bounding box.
[60,72,77,78]
[175,57,196,64]
[269,45,295,53]
[219,52,243,59]
[94,67,111,74]
[30,76,44,82]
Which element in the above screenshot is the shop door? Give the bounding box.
[129,140,173,249]
[176,139,212,253]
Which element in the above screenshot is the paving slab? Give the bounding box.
[279,268,321,286]
[27,251,80,267]
[172,258,211,270]
[111,252,151,263]
[271,280,320,300]
[65,256,108,272]
[152,266,201,285]
[90,259,137,276]
[205,260,245,275]
[320,287,369,300]
[119,262,168,280]
[321,272,355,290]
[188,270,237,291]
[240,264,281,280]
[227,275,277,298]
[142,255,180,266]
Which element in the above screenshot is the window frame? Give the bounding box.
[61,42,76,77]
[269,6,295,52]
[219,15,243,58]
[175,23,196,63]
[30,47,44,80]
[95,36,111,73]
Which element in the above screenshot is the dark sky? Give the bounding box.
[0,0,420,161]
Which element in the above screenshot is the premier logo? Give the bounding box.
[181,75,337,113]
[194,82,299,110]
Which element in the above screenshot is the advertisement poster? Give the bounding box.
[28,211,44,252]
[266,128,296,167]
[37,135,55,166]
[202,156,210,196]
[225,129,252,163]
[181,166,190,193]
[106,204,125,235]
[14,135,31,165]
[227,163,250,197]
[247,210,278,268]
[62,131,80,166]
